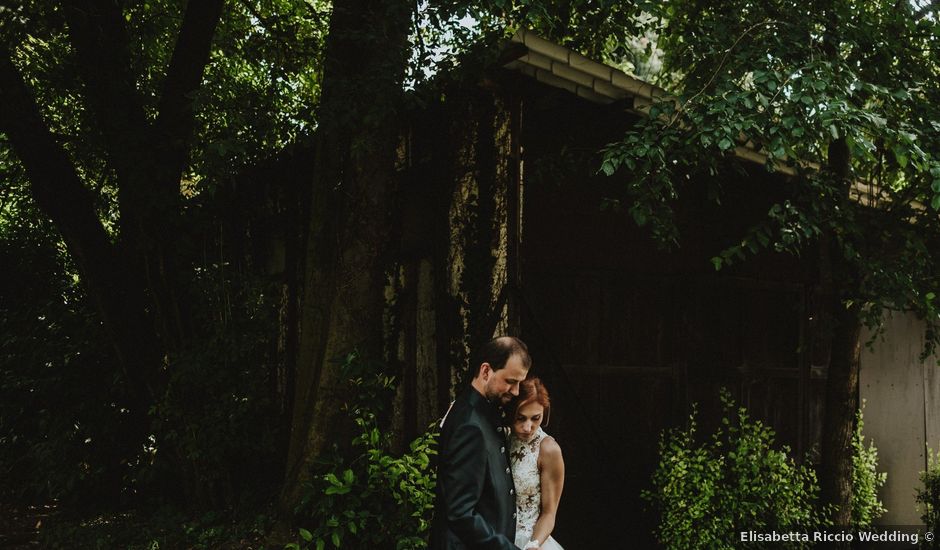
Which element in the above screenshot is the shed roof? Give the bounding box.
[500,30,889,207]
[503,29,665,109]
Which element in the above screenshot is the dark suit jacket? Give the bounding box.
[430,388,517,550]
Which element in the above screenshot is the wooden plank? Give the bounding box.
[560,363,678,377]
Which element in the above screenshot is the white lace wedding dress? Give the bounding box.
[509,427,564,550]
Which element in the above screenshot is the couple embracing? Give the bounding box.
[430,337,565,550]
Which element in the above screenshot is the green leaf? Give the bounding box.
[870,114,887,128]
[718,138,733,151]
[932,195,940,211]
[893,146,909,168]
[631,208,647,226]
[299,528,313,542]
[710,257,723,271]
[756,231,770,247]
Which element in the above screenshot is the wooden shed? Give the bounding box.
[392,30,937,546]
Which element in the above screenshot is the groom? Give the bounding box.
[430,336,532,550]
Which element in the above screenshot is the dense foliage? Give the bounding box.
[0,200,124,505]
[917,448,940,549]
[646,391,889,548]
[1,0,328,511]
[602,0,939,526]
[37,507,273,549]
[602,0,940,338]
[0,189,287,509]
[291,356,437,550]
[850,403,887,528]
[644,390,829,549]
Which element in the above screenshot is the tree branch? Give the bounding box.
[0,51,110,273]
[62,0,224,354]
[62,0,152,169]
[668,20,776,129]
[0,46,160,403]
[62,0,159,243]
[153,0,225,180]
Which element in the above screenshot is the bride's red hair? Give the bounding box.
[512,377,551,426]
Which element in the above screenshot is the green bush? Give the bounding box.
[290,355,437,550]
[644,390,829,549]
[916,448,940,549]
[1,195,285,509]
[145,270,285,508]
[37,507,273,549]
[0,207,136,506]
[851,403,887,528]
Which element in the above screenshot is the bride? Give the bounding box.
[508,378,565,550]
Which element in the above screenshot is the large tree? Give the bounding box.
[1,0,421,515]
[278,0,413,513]
[602,0,940,527]
[0,0,325,505]
[1,0,224,410]
[1,1,227,500]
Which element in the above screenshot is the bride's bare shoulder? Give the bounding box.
[539,435,563,460]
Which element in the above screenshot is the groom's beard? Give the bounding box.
[485,387,514,405]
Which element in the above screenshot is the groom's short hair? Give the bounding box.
[470,336,531,381]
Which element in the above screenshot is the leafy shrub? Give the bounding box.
[0,207,138,506]
[851,403,887,528]
[644,390,829,549]
[37,507,273,549]
[145,270,285,508]
[291,355,437,550]
[1,194,285,510]
[916,448,940,549]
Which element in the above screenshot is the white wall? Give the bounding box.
[860,311,939,525]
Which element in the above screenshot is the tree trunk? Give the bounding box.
[0,49,162,408]
[818,136,861,532]
[819,298,862,526]
[279,0,412,515]
[64,0,224,507]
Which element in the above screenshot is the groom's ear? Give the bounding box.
[478,362,491,381]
